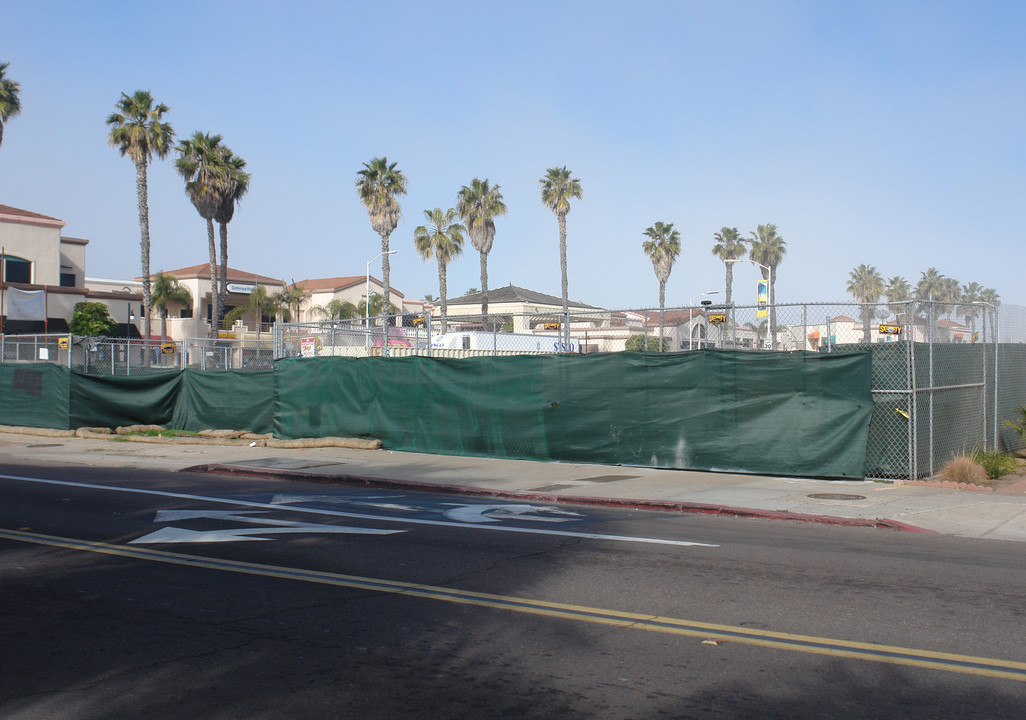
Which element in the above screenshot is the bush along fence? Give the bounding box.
[1,351,874,480]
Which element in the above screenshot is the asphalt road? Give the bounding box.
[2,462,1026,719]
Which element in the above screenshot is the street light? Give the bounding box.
[366,250,398,348]
[688,290,718,350]
[725,258,773,347]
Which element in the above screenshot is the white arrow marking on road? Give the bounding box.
[129,509,402,544]
[442,504,583,524]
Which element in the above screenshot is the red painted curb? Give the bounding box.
[184,463,938,534]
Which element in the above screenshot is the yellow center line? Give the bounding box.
[4,527,1026,682]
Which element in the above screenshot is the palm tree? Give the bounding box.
[845,264,884,343]
[0,62,22,149]
[959,281,983,334]
[539,166,583,316]
[885,275,912,325]
[414,208,464,334]
[106,90,175,344]
[223,285,283,355]
[748,224,786,349]
[915,267,945,301]
[356,157,407,326]
[711,227,747,306]
[175,131,225,337]
[456,178,507,317]
[313,298,359,322]
[744,320,768,348]
[980,287,1000,342]
[213,145,250,322]
[642,221,682,347]
[149,272,193,342]
[357,293,397,321]
[274,281,309,322]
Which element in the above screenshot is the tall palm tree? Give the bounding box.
[356,157,407,326]
[915,267,945,301]
[885,275,912,325]
[959,281,983,334]
[711,227,747,306]
[748,224,786,349]
[0,62,22,149]
[275,281,309,323]
[980,287,1001,342]
[213,145,250,321]
[414,207,464,334]
[642,221,682,348]
[106,90,175,343]
[175,131,225,337]
[845,264,884,343]
[149,272,193,342]
[357,293,397,321]
[539,166,583,316]
[456,178,507,317]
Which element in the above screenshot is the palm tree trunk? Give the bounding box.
[658,280,666,350]
[218,221,229,324]
[724,262,733,307]
[438,256,448,335]
[558,212,568,316]
[135,157,153,350]
[480,250,489,318]
[160,309,167,343]
[380,233,391,330]
[207,218,218,339]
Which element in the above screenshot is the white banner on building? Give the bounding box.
[4,287,47,321]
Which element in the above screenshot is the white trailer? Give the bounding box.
[430,331,581,353]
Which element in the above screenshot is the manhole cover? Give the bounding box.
[807,493,866,501]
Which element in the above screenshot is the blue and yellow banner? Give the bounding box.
[756,279,768,318]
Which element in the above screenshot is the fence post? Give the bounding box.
[928,301,935,476]
[424,311,432,358]
[802,304,808,352]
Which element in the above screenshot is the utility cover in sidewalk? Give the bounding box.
[807,493,866,500]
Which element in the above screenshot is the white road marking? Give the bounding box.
[130,510,401,544]
[0,473,719,548]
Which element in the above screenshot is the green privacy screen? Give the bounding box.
[70,372,182,429]
[0,363,71,429]
[170,370,274,434]
[274,350,875,478]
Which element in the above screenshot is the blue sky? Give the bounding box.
[2,0,1023,308]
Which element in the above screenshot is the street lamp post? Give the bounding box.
[366,250,397,350]
[725,258,773,347]
[688,290,718,350]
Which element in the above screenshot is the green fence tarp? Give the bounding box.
[274,350,874,478]
[0,363,71,430]
[170,369,275,434]
[69,371,182,429]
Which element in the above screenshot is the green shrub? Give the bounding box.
[970,448,1018,479]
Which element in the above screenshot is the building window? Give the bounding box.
[180,307,193,319]
[3,257,31,284]
[60,272,76,287]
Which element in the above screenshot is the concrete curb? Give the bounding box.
[185,463,938,534]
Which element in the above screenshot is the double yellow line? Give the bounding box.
[4,527,1025,682]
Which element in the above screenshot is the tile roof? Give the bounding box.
[296,275,404,298]
[448,284,599,309]
[0,204,66,228]
[154,263,284,285]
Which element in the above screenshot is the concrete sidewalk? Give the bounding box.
[2,428,1026,542]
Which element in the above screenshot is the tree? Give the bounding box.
[456,178,507,317]
[539,166,583,316]
[846,264,884,343]
[176,131,226,337]
[274,281,309,322]
[980,287,1000,342]
[959,281,984,333]
[356,157,407,325]
[357,293,397,321]
[744,320,768,348]
[642,221,682,346]
[70,302,117,337]
[0,62,22,149]
[625,334,671,352]
[312,298,358,322]
[414,208,464,334]
[711,227,747,306]
[150,272,193,341]
[885,276,912,325]
[223,285,282,354]
[748,224,786,349]
[213,145,250,322]
[106,90,175,344]
[915,267,945,301]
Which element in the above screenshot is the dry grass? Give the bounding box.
[938,455,989,485]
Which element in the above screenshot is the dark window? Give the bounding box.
[206,304,212,321]
[3,257,31,283]
[60,272,76,287]
[180,307,193,319]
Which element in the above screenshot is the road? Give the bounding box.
[2,462,1026,719]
